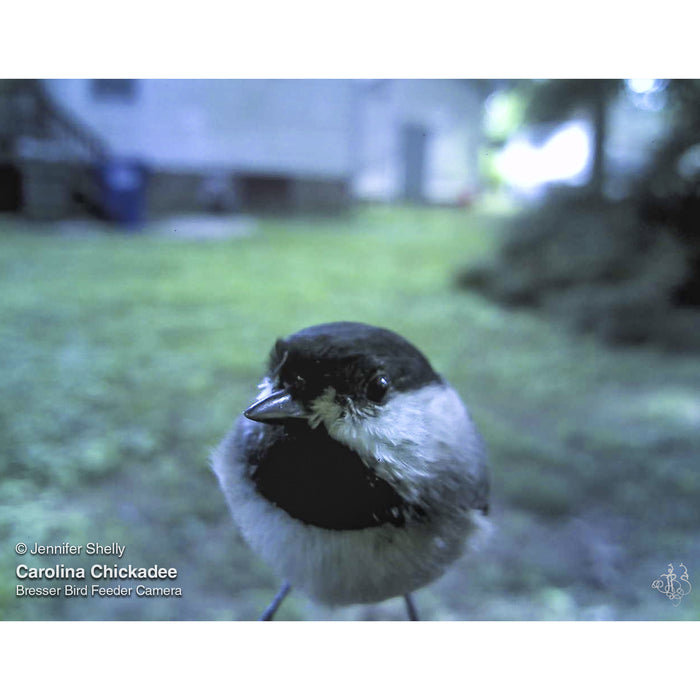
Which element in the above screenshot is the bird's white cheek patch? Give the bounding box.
[324,385,460,492]
[329,385,447,453]
[326,384,475,498]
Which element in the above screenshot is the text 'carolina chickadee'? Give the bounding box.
[212,322,489,620]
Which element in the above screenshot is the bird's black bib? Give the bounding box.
[246,422,417,531]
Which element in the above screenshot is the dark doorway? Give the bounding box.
[402,124,428,203]
[0,163,22,212]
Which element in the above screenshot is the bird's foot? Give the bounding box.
[404,593,420,621]
[259,581,292,621]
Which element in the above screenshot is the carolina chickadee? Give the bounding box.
[212,322,489,620]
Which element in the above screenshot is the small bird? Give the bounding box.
[212,322,489,620]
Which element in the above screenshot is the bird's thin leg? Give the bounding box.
[259,581,292,621]
[404,593,419,621]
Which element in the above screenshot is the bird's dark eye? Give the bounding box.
[367,374,390,403]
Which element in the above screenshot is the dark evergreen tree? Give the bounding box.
[458,79,700,350]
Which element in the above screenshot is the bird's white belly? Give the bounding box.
[212,434,475,604]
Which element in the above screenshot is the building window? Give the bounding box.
[91,80,138,102]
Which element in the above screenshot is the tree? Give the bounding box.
[634,80,700,306]
[522,79,623,198]
[458,79,700,350]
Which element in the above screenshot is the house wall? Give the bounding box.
[44,80,358,180]
[353,79,484,204]
[33,80,485,217]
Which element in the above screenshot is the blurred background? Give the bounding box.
[1,78,698,621]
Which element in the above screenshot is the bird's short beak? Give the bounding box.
[243,389,309,423]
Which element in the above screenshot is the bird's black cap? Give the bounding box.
[268,322,442,400]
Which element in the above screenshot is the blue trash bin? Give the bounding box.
[96,159,147,227]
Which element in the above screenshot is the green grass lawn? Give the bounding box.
[1,205,698,620]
